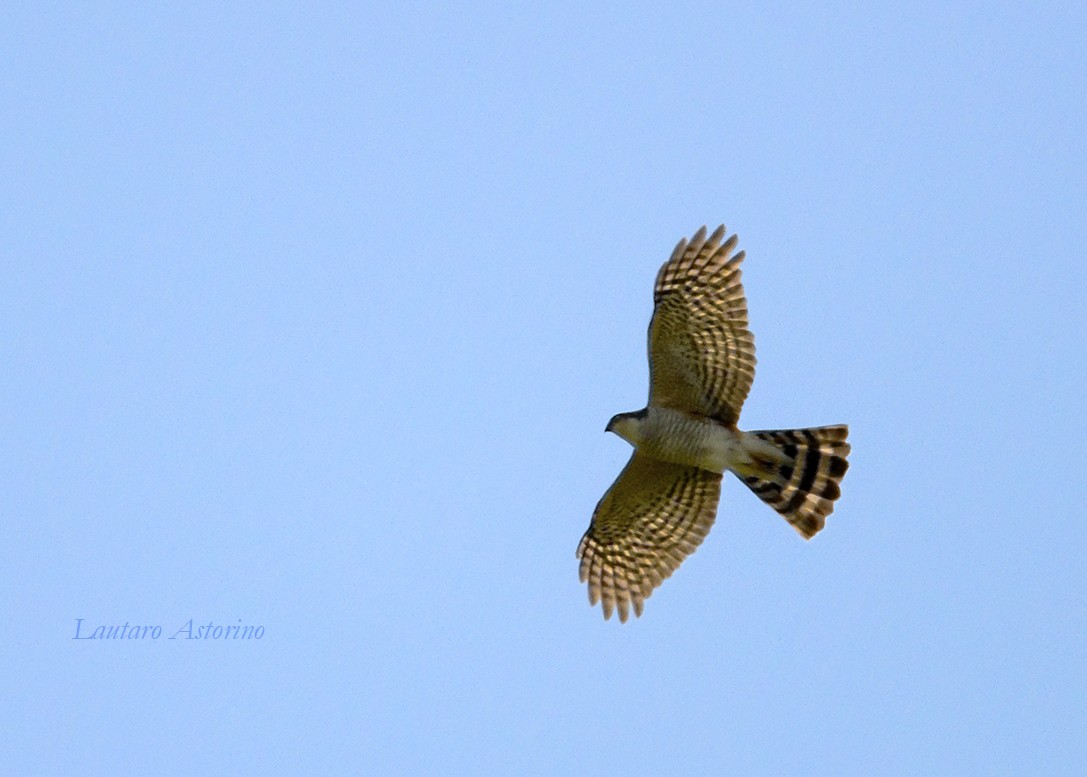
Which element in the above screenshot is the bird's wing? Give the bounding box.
[648,225,756,427]
[577,452,722,622]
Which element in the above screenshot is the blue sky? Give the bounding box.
[4,2,1085,774]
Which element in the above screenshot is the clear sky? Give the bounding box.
[4,2,1085,775]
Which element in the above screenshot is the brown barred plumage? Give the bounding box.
[649,226,755,428]
[577,453,721,623]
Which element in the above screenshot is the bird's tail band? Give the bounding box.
[738,425,850,538]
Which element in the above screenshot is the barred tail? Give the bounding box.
[739,425,850,539]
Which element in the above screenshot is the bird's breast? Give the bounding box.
[640,408,743,473]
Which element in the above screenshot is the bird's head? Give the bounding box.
[605,409,648,445]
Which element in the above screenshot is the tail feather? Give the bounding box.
[739,425,850,538]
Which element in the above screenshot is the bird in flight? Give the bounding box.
[577,225,850,622]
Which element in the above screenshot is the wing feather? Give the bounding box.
[576,452,722,622]
[648,225,755,426]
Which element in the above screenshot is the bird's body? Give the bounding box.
[578,224,851,622]
[609,407,756,475]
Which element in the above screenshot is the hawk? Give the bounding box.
[577,225,850,622]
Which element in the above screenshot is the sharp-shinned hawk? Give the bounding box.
[577,225,850,622]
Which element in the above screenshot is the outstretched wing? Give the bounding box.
[648,225,755,427]
[576,452,722,622]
